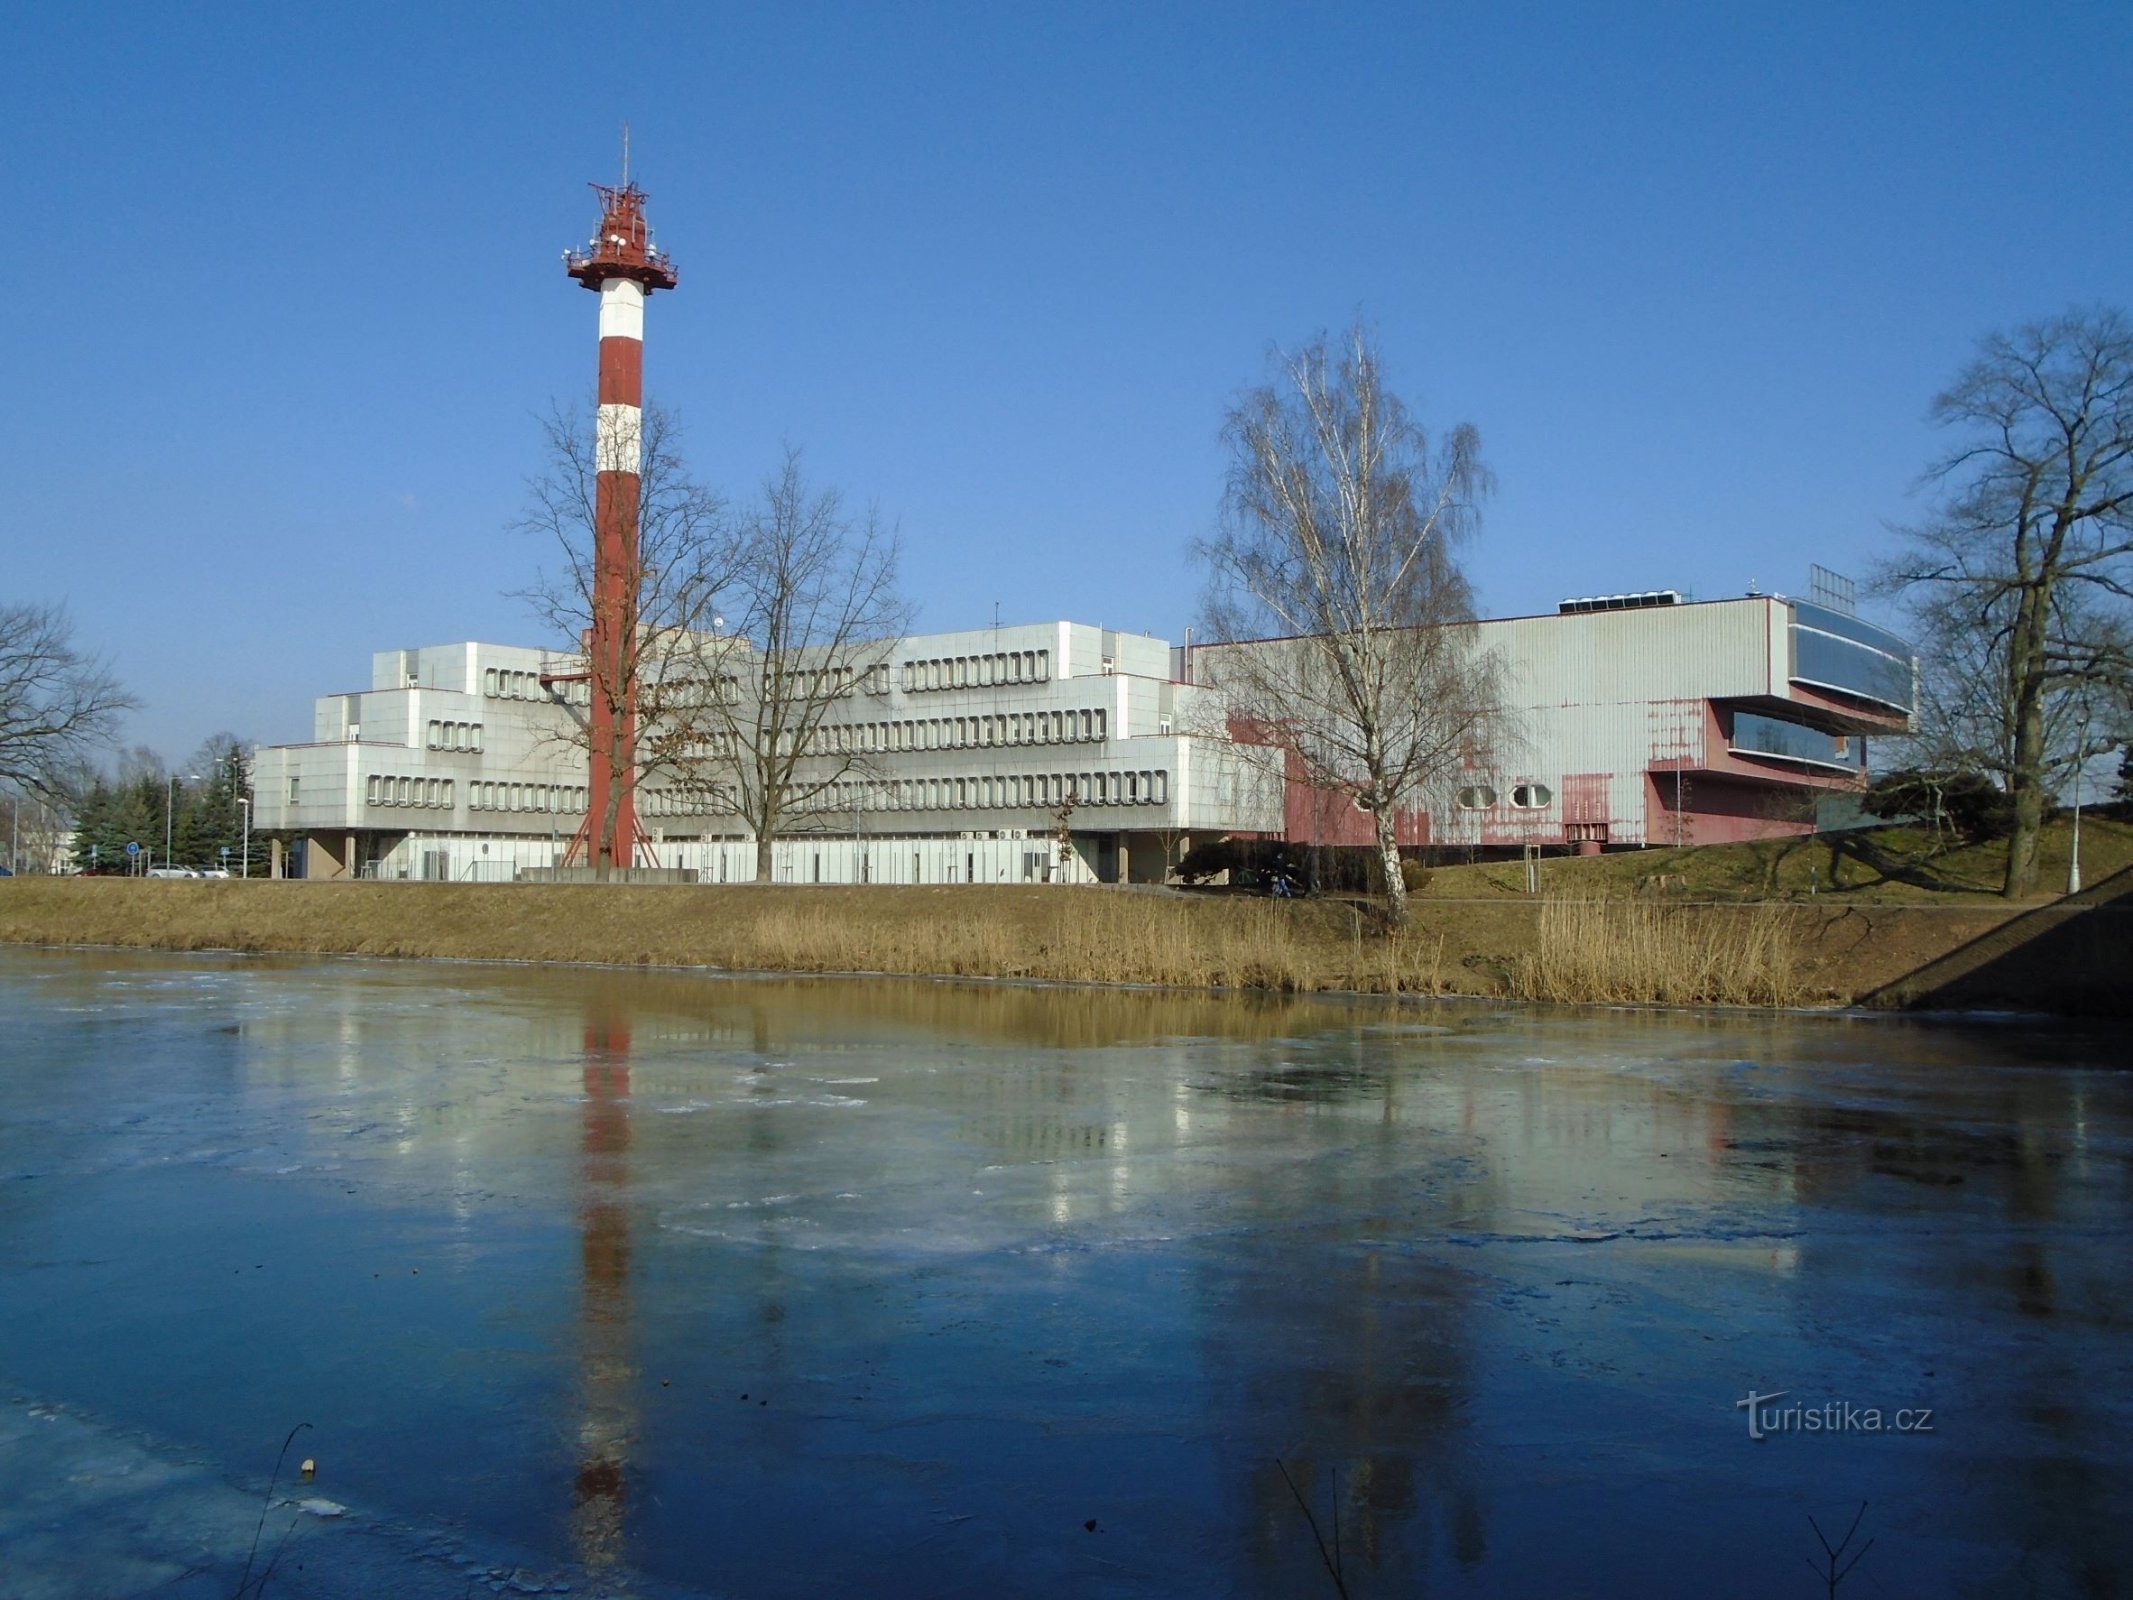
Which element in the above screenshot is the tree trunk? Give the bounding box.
[2001,589,2051,899]
[1375,805,1410,927]
[2003,692,2047,897]
[754,832,775,883]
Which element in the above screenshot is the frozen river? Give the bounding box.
[2,946,2128,1598]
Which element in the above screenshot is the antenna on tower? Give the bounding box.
[620,121,631,186]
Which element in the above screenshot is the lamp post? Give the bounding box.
[238,796,251,879]
[2068,709,2091,896]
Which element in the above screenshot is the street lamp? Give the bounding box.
[237,796,251,879]
[2068,709,2091,896]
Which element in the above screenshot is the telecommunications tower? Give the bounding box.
[559,142,677,869]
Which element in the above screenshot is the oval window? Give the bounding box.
[1456,785,1497,810]
[1511,783,1553,809]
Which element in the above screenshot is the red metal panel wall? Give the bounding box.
[1561,773,1609,825]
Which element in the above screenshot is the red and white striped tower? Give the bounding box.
[563,174,677,869]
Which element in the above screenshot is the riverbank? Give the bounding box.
[5,874,2120,1010]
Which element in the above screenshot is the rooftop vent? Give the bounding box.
[1557,589,1683,616]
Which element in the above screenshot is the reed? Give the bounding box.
[1508,897,1806,1007]
[0,880,1907,1009]
[0,879,1461,997]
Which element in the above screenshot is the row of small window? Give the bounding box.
[367,775,591,813]
[642,786,724,817]
[819,707,1106,754]
[368,775,454,809]
[425,720,484,752]
[483,668,589,705]
[901,650,1051,693]
[1455,783,1553,810]
[471,782,586,813]
[818,769,1169,812]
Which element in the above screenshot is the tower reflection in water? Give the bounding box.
[571,1005,637,1578]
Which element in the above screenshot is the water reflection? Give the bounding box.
[572,1001,636,1579]
[1,949,2128,1596]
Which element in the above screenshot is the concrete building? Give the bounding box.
[1200,590,1915,855]
[251,591,1911,880]
[250,621,1285,883]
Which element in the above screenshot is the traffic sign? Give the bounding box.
[125,841,140,858]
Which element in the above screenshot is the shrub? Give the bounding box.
[1177,837,1246,885]
[1863,768,2015,841]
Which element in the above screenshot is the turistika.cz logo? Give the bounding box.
[1736,1389,1934,1441]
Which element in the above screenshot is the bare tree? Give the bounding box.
[1879,307,2133,897]
[1892,586,2124,842]
[0,602,136,802]
[1196,324,1501,926]
[516,402,735,869]
[652,449,911,882]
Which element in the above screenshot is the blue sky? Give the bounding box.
[4,2,2129,762]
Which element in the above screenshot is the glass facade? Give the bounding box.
[1788,602,1915,712]
[1730,711,1866,771]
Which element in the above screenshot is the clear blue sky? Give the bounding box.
[4,2,2128,763]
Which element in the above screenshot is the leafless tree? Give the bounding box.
[1892,587,2124,838]
[0,602,136,802]
[1052,784,1080,880]
[651,449,911,882]
[1195,323,1502,926]
[1878,307,2133,897]
[516,402,736,869]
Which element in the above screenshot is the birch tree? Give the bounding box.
[1879,307,2133,897]
[1196,324,1499,926]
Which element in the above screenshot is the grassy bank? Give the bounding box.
[0,871,2086,1010]
[0,879,1438,993]
[1419,813,2133,903]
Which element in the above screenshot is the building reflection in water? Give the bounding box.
[571,1003,637,1580]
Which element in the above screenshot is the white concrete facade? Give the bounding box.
[251,622,1284,882]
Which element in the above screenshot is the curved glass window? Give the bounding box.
[1789,602,1915,712]
[1456,785,1497,809]
[1510,783,1553,809]
[1731,711,1865,771]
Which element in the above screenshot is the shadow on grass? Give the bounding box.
[1866,864,2133,1016]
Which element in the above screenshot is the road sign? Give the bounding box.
[220,846,231,859]
[125,841,140,858]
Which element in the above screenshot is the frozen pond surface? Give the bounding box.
[2,946,2128,1598]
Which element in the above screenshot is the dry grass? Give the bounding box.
[1,874,2075,1010]
[1509,898,1807,1007]
[0,879,1456,997]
